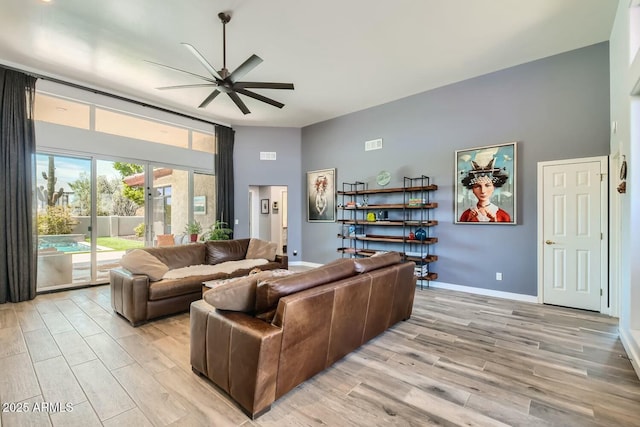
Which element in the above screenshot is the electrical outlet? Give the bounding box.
[496,272,502,281]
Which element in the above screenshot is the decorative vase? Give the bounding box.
[415,228,427,241]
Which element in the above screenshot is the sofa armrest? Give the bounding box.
[109,268,150,326]
[275,254,288,269]
[190,300,282,418]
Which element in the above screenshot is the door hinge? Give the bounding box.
[600,289,603,296]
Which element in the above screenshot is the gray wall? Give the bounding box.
[233,126,303,260]
[301,42,610,296]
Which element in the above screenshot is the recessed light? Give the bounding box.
[55,107,67,112]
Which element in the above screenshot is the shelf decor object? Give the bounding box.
[454,141,516,224]
[376,170,391,187]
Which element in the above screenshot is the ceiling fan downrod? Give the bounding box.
[218,12,231,74]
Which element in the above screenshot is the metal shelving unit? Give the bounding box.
[337,176,437,288]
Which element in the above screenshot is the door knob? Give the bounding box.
[545,240,555,245]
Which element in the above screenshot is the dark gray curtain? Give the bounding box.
[215,126,235,232]
[0,67,37,303]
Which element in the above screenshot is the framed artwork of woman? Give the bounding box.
[306,168,336,222]
[455,142,517,225]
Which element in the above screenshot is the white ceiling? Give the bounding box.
[0,0,618,128]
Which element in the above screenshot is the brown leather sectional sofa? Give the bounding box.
[190,252,416,418]
[110,239,287,326]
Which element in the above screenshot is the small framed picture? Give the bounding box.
[193,195,206,215]
[455,141,517,224]
[261,199,269,214]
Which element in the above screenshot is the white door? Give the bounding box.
[538,157,607,311]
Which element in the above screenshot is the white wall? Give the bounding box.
[610,0,640,377]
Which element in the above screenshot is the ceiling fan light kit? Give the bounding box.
[148,11,294,115]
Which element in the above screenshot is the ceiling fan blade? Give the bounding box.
[198,89,221,108]
[227,92,251,115]
[157,83,218,90]
[228,54,263,83]
[234,82,294,90]
[235,88,285,109]
[181,43,223,79]
[144,60,217,84]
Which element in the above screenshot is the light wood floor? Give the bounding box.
[1,285,639,427]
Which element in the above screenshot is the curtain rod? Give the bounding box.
[0,62,232,130]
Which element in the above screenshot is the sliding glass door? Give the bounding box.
[94,159,145,282]
[36,154,93,291]
[36,155,147,290]
[148,167,215,246]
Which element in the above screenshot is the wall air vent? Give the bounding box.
[365,138,383,151]
[259,151,277,160]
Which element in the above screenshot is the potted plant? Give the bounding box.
[203,220,233,241]
[184,221,202,242]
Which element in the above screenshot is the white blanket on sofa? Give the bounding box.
[162,258,269,279]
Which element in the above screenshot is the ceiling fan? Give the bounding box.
[146,12,294,115]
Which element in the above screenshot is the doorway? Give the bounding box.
[248,185,288,254]
[537,156,608,312]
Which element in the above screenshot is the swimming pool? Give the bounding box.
[38,241,91,253]
[38,234,89,254]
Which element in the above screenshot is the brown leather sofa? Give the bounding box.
[110,239,288,326]
[190,252,415,418]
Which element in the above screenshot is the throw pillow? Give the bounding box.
[246,238,277,261]
[119,249,169,281]
[353,251,401,273]
[203,269,295,312]
[204,270,275,312]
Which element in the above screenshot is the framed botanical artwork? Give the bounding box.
[261,199,269,214]
[307,168,336,222]
[455,142,517,224]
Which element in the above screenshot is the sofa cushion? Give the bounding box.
[353,252,402,273]
[142,244,206,270]
[119,249,169,281]
[255,258,356,314]
[148,275,210,300]
[246,238,277,261]
[205,239,250,264]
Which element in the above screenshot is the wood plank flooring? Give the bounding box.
[1,285,639,426]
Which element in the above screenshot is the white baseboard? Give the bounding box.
[620,328,640,380]
[290,265,538,303]
[425,280,538,303]
[289,261,322,268]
